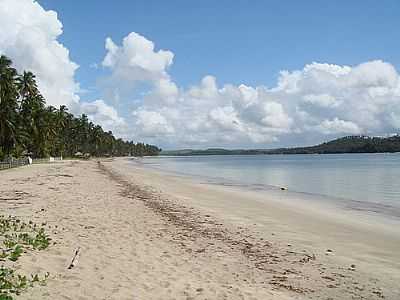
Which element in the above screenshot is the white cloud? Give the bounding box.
[390,112,400,129]
[80,100,127,134]
[0,0,79,107]
[4,5,399,148]
[100,33,400,147]
[348,60,398,88]
[133,109,175,137]
[303,94,340,108]
[208,106,242,132]
[316,118,362,135]
[0,0,125,136]
[102,32,174,83]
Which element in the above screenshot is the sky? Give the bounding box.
[1,0,400,149]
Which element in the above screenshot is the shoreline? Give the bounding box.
[110,157,400,296]
[1,159,399,299]
[136,154,400,220]
[131,156,400,230]
[117,158,400,278]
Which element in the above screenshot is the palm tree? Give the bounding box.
[90,125,104,156]
[51,105,69,156]
[17,71,38,99]
[0,55,161,160]
[16,71,41,153]
[0,55,19,159]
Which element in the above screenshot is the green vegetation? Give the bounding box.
[267,135,400,154]
[161,135,400,156]
[0,266,49,299]
[0,216,51,261]
[0,216,51,299]
[0,55,161,161]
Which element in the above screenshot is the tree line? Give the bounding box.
[0,55,161,160]
[162,135,400,156]
[272,135,400,154]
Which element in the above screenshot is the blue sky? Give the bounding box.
[2,0,400,148]
[38,0,400,101]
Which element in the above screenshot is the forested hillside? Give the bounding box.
[162,135,400,156]
[270,135,400,154]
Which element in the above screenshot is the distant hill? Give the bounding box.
[161,135,400,156]
[267,135,400,154]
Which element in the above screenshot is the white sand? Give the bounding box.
[0,158,399,299]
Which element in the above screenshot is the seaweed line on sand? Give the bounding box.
[97,161,387,300]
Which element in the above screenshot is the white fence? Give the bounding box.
[0,158,30,170]
[32,156,63,164]
[0,156,62,170]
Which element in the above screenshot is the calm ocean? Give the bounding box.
[138,153,400,216]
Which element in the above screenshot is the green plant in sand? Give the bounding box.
[0,216,51,299]
[1,216,51,260]
[0,266,49,299]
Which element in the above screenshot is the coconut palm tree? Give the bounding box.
[17,71,38,99]
[0,55,19,159]
[0,55,161,160]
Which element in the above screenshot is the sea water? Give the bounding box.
[138,153,400,215]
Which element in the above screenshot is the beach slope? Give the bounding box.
[0,159,398,299]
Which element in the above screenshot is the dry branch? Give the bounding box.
[67,247,80,269]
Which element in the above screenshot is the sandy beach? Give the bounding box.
[0,158,399,299]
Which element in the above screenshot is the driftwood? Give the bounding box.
[67,247,80,269]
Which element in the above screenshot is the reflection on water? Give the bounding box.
[139,154,400,209]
